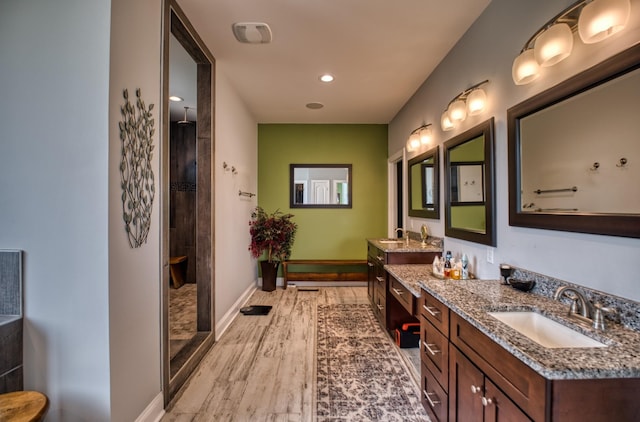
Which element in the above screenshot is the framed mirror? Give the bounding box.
[444,118,495,246]
[508,43,640,239]
[290,164,352,208]
[408,146,439,219]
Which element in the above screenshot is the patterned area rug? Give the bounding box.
[317,304,430,421]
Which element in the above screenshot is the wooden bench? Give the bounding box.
[281,259,368,290]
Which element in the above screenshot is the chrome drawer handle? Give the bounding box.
[392,288,404,296]
[423,390,441,407]
[482,397,493,407]
[367,262,374,267]
[424,343,440,356]
[422,304,441,317]
[376,256,384,261]
[376,304,384,310]
[376,276,384,282]
[470,385,482,394]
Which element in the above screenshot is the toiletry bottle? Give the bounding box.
[461,254,469,279]
[444,251,452,278]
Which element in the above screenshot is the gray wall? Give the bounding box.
[391,0,640,301]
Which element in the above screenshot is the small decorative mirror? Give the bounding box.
[508,44,640,238]
[444,118,495,246]
[290,164,352,208]
[408,146,440,219]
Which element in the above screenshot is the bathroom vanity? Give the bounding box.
[385,264,640,422]
[366,239,440,331]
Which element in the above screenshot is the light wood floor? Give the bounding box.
[162,286,418,421]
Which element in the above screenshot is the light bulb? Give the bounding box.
[534,23,573,67]
[578,0,630,44]
[512,49,540,85]
[407,133,420,151]
[466,88,487,116]
[419,126,433,145]
[448,99,467,123]
[441,111,454,131]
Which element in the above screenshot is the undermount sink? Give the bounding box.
[488,311,607,349]
[378,239,404,244]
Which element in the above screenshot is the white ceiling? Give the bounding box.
[171,0,492,124]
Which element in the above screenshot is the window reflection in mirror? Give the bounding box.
[445,118,495,246]
[408,146,439,219]
[290,164,352,208]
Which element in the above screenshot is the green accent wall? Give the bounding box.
[258,124,388,259]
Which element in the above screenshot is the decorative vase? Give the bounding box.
[260,260,279,292]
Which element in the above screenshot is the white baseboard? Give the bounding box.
[135,392,164,422]
[215,282,257,341]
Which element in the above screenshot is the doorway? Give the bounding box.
[162,1,215,405]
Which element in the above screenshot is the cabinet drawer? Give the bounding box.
[419,289,449,337]
[450,313,546,422]
[389,276,415,314]
[421,361,448,422]
[420,317,449,391]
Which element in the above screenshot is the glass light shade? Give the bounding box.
[407,133,420,151]
[466,88,487,116]
[448,99,467,123]
[512,49,540,85]
[534,23,573,67]
[578,0,630,44]
[419,126,433,145]
[441,111,454,131]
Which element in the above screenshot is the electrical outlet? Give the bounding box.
[486,248,494,264]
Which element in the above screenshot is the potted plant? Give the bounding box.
[249,206,297,291]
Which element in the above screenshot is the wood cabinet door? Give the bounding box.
[449,345,484,422]
[367,259,375,302]
[483,378,532,422]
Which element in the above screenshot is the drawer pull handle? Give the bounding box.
[367,262,374,267]
[392,288,404,296]
[376,276,384,282]
[376,256,384,261]
[423,304,441,317]
[423,391,441,407]
[482,397,493,407]
[376,304,384,310]
[470,385,482,394]
[424,343,440,355]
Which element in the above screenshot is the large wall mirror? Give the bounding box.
[408,146,439,219]
[444,118,495,246]
[290,164,352,208]
[508,43,640,239]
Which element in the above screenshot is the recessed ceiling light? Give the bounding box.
[306,102,324,110]
[169,96,184,102]
[319,74,334,83]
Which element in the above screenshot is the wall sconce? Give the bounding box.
[406,123,433,152]
[440,80,489,131]
[512,0,631,85]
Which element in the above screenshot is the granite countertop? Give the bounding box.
[368,238,442,254]
[0,315,21,326]
[384,264,640,381]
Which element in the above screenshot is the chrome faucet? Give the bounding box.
[554,286,593,320]
[394,228,410,245]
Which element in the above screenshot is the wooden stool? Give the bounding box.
[169,256,188,288]
[0,391,49,422]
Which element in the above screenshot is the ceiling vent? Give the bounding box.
[232,22,272,44]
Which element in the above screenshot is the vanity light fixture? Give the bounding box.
[406,123,433,152]
[169,95,184,102]
[440,80,489,130]
[512,0,631,85]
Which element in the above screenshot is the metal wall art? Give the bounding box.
[118,88,156,248]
